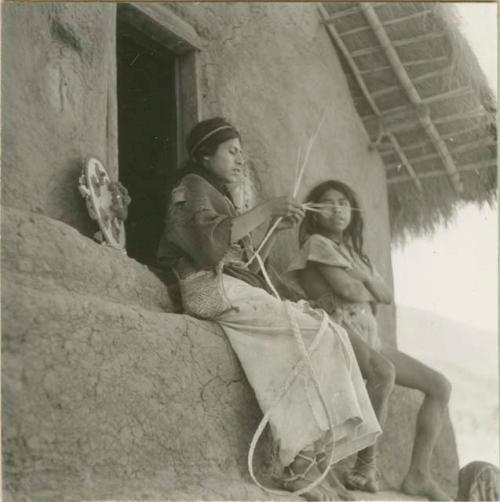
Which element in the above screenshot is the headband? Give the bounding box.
[189,125,236,157]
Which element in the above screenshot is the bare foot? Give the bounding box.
[401,472,452,501]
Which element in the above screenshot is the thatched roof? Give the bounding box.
[320,2,497,242]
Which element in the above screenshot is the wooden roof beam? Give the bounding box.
[339,9,434,37]
[363,104,489,125]
[362,106,423,136]
[442,122,493,140]
[373,86,473,117]
[432,108,491,126]
[370,64,454,99]
[387,134,423,191]
[387,159,497,185]
[361,2,463,193]
[361,105,488,139]
[377,122,491,155]
[350,56,450,78]
[318,4,423,193]
[355,56,448,76]
[321,6,360,23]
[339,25,373,38]
[402,56,449,69]
[350,31,446,59]
[358,64,393,75]
[320,5,380,114]
[380,9,433,27]
[394,31,446,48]
[378,135,431,154]
[386,137,497,168]
[422,86,473,104]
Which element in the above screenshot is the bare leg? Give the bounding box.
[382,348,452,501]
[344,332,395,492]
[350,332,395,427]
[283,449,340,501]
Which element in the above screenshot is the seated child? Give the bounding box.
[289,179,453,501]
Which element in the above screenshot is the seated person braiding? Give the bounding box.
[157,118,382,501]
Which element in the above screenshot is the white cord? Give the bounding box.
[247,305,337,496]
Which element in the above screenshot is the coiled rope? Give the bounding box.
[247,300,352,496]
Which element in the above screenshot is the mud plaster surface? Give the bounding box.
[2,3,118,236]
[3,207,458,500]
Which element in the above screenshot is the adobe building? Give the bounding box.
[2,3,496,500]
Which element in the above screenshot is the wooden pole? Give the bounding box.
[350,31,445,59]
[387,159,496,184]
[386,137,497,169]
[321,6,360,23]
[319,4,423,192]
[371,65,454,99]
[378,122,491,155]
[360,2,463,193]
[388,134,423,191]
[382,9,433,27]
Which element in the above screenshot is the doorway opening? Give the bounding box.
[117,13,178,266]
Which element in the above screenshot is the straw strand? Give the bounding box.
[244,144,303,268]
[245,107,330,269]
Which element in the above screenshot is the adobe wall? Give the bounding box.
[1,3,118,235]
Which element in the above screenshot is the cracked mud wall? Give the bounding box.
[3,207,277,499]
[2,206,458,500]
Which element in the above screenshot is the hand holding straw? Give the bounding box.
[244,145,303,268]
[302,202,363,215]
[244,106,330,269]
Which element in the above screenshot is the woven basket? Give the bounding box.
[177,267,236,319]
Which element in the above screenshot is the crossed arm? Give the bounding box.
[315,263,393,304]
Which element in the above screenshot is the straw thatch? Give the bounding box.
[320,2,496,243]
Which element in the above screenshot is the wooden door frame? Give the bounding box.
[117,3,203,164]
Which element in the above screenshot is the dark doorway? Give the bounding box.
[117,12,178,266]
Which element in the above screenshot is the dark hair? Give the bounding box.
[300,179,370,265]
[176,117,241,181]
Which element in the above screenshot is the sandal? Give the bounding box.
[282,452,321,489]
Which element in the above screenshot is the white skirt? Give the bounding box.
[216,274,381,467]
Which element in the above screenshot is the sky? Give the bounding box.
[393,201,498,333]
[392,3,498,334]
